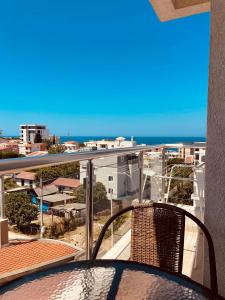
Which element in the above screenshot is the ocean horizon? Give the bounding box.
[3,136,206,145]
[60,136,206,145]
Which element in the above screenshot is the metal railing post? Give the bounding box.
[138,152,144,203]
[0,175,4,218]
[86,159,94,259]
[161,147,166,202]
[39,177,44,238]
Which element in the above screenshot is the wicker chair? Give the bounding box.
[92,203,218,294]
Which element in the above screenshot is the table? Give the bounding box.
[0,260,223,299]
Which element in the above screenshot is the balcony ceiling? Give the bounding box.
[149,0,210,22]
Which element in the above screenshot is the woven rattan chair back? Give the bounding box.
[92,203,218,294]
[131,204,185,273]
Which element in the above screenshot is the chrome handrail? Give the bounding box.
[0,146,152,175]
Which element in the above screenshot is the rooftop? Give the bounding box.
[52,177,81,189]
[34,184,58,197]
[38,193,75,203]
[51,202,86,212]
[0,239,77,285]
[15,171,36,181]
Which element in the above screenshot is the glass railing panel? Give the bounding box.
[3,161,87,259]
[91,153,139,259]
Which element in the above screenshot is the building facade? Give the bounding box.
[80,155,139,200]
[84,137,136,150]
[18,142,47,156]
[20,124,49,143]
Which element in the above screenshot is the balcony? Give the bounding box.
[0,145,213,298]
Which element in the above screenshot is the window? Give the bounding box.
[108,188,113,194]
[108,176,113,181]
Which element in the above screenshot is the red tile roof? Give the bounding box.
[0,240,76,276]
[15,171,36,181]
[52,178,81,189]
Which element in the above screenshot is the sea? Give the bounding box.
[60,136,206,145]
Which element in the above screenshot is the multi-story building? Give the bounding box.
[20,124,49,143]
[179,142,206,165]
[80,155,139,200]
[84,137,136,150]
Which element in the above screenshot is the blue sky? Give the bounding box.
[0,0,210,136]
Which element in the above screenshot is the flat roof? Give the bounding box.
[51,203,86,211]
[38,194,75,203]
[149,0,210,22]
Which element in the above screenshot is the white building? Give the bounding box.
[18,142,47,156]
[20,124,49,143]
[179,142,206,165]
[80,155,139,200]
[84,137,136,150]
[63,141,79,153]
[15,171,37,188]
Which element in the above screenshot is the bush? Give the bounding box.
[0,151,24,159]
[73,182,110,213]
[104,214,128,239]
[4,178,18,190]
[5,192,39,228]
[35,162,80,181]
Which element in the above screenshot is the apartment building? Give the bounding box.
[20,124,49,143]
[80,154,139,200]
[179,142,206,164]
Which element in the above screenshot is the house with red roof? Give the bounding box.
[52,177,81,193]
[15,172,37,188]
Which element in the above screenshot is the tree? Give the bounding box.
[35,162,80,181]
[4,178,18,190]
[42,139,52,150]
[78,142,85,148]
[166,159,193,205]
[0,151,25,160]
[34,132,42,143]
[93,182,110,213]
[73,182,110,213]
[167,158,185,169]
[5,192,38,228]
[48,145,66,154]
[73,185,85,203]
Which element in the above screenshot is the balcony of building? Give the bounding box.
[0,145,221,299]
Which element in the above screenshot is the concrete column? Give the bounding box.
[204,0,225,296]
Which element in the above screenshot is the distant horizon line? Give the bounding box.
[3,135,206,138]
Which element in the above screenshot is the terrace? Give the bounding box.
[0,0,225,298]
[0,144,218,298]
